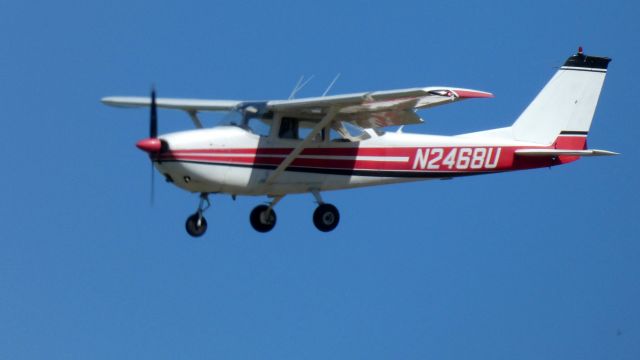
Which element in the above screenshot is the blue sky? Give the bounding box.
[1,0,639,358]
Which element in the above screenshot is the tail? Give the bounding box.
[511,48,611,149]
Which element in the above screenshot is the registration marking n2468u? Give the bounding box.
[412,147,501,170]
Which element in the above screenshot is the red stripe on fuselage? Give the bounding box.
[158,144,568,174]
[158,133,589,175]
[168,147,418,157]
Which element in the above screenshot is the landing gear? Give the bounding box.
[311,190,340,232]
[313,203,340,232]
[249,195,282,233]
[186,213,208,237]
[250,205,277,233]
[181,192,341,234]
[185,193,210,237]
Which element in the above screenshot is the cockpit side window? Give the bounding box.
[279,117,299,139]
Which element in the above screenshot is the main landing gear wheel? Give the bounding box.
[250,204,277,233]
[313,203,340,232]
[185,213,208,237]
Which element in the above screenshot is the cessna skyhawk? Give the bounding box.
[102,48,616,237]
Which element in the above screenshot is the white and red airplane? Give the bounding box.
[103,48,616,237]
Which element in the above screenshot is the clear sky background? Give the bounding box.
[1,0,639,358]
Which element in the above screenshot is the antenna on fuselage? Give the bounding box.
[322,73,341,96]
[288,75,314,99]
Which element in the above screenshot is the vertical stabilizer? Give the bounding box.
[511,49,611,145]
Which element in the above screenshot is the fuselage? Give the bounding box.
[152,125,578,196]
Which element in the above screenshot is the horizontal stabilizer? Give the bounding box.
[515,149,619,157]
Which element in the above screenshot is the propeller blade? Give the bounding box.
[150,88,158,138]
[150,161,155,206]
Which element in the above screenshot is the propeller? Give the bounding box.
[150,161,155,206]
[149,87,157,206]
[135,88,163,153]
[150,87,158,138]
[135,87,163,205]
[150,88,157,205]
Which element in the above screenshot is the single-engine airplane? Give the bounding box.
[103,48,616,237]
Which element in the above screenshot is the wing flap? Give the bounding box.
[345,109,423,128]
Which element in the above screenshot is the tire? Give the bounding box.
[313,203,340,232]
[250,205,276,233]
[185,213,208,237]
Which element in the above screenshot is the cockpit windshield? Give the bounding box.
[216,110,271,137]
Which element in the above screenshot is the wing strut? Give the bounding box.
[187,110,203,128]
[264,107,340,185]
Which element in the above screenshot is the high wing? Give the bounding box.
[101,96,243,112]
[102,86,492,186]
[102,86,493,129]
[266,87,493,128]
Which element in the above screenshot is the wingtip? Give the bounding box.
[453,89,495,99]
[586,149,619,156]
[100,96,149,108]
[101,96,114,105]
[101,96,128,107]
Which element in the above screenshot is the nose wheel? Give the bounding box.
[185,193,210,237]
[186,213,208,237]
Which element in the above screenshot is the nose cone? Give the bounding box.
[136,138,163,153]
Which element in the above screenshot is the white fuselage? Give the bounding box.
[154,126,539,196]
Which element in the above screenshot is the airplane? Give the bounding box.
[102,48,616,237]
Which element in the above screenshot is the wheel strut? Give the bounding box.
[185,193,211,237]
[311,190,324,204]
[196,193,211,222]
